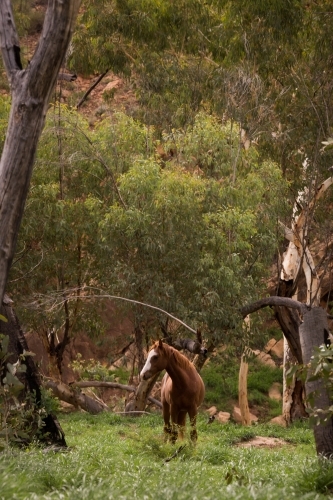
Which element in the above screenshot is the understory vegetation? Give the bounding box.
[200,350,283,420]
[1,412,331,500]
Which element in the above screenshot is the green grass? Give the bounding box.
[0,411,332,500]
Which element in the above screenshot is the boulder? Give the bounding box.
[269,415,287,427]
[216,411,231,424]
[264,338,277,353]
[270,338,284,359]
[253,350,276,367]
[264,338,284,359]
[206,406,218,417]
[268,382,282,401]
[232,406,258,424]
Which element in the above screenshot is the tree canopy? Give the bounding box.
[0,0,331,358]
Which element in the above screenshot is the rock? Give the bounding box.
[269,382,282,401]
[270,338,284,359]
[264,338,284,359]
[103,79,122,94]
[206,406,218,416]
[253,350,276,367]
[264,338,277,353]
[216,411,230,424]
[269,415,287,427]
[232,406,258,424]
[237,436,287,447]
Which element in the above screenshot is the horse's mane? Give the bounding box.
[151,341,193,370]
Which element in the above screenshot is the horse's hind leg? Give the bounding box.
[162,401,172,441]
[188,407,198,442]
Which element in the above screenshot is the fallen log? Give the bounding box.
[44,378,109,414]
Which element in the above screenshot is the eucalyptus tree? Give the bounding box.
[0,0,80,447]
[70,1,333,187]
[7,107,153,376]
[7,110,288,377]
[99,113,289,349]
[0,0,80,305]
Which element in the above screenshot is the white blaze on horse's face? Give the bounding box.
[140,348,158,379]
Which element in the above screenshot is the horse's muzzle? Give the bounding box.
[141,371,152,380]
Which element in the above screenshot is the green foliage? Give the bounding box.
[70,354,115,382]
[98,114,288,344]
[4,105,289,357]
[8,106,156,347]
[248,362,283,394]
[68,0,333,195]
[298,343,333,424]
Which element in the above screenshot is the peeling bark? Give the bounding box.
[239,355,251,425]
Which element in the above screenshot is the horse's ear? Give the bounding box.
[158,339,163,349]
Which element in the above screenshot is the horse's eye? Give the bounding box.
[152,354,158,360]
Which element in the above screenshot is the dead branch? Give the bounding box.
[240,296,308,318]
[72,380,162,408]
[77,69,109,109]
[58,72,77,82]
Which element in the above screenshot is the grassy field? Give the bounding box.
[1,411,333,500]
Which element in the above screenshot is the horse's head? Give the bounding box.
[140,339,167,380]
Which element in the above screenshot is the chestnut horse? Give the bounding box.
[140,340,205,443]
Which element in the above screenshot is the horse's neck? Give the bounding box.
[164,348,190,384]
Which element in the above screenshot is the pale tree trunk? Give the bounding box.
[125,372,160,414]
[241,297,333,456]
[239,354,251,425]
[238,316,251,425]
[0,0,81,305]
[283,339,307,424]
[277,176,333,423]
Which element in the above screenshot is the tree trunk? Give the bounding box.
[1,295,66,446]
[239,354,251,425]
[299,307,333,457]
[0,0,80,304]
[125,372,160,414]
[283,338,307,424]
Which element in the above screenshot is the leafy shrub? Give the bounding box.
[70,354,115,382]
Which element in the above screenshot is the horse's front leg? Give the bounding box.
[177,410,187,440]
[162,401,172,442]
[188,406,198,443]
[170,404,180,444]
